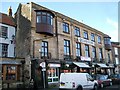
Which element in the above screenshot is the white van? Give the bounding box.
[59,73,98,90]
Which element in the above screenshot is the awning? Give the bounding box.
[96,63,108,68]
[109,64,115,68]
[73,62,90,68]
[0,60,21,65]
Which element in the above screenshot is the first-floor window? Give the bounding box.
[41,41,48,59]
[76,43,81,57]
[64,40,70,55]
[85,44,89,57]
[99,48,103,60]
[92,46,96,58]
[48,68,59,83]
[0,43,8,57]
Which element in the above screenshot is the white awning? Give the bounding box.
[0,60,21,65]
[73,62,90,68]
[97,63,108,68]
[48,63,61,67]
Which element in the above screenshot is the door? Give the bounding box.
[86,74,94,89]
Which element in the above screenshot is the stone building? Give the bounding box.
[15,2,113,86]
[111,42,120,74]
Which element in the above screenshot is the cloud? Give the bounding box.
[106,18,118,42]
[106,18,118,30]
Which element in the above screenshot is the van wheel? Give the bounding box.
[77,86,83,90]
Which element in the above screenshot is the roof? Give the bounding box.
[30,2,110,37]
[0,12,16,27]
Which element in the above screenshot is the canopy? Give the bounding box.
[73,62,90,68]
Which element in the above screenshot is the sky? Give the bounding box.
[0,1,119,42]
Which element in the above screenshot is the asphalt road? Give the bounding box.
[2,85,120,90]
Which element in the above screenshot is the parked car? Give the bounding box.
[109,74,120,85]
[59,73,98,90]
[93,74,112,88]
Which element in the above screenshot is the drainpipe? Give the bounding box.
[55,13,59,60]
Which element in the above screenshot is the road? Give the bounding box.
[2,85,120,90]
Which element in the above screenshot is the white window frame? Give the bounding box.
[48,68,59,83]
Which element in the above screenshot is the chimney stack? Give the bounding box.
[8,6,12,16]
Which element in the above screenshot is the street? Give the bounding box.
[2,85,120,90]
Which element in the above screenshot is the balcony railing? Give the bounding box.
[92,58,106,63]
[39,52,51,59]
[64,55,73,61]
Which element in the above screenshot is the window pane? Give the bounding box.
[42,16,46,23]
[64,40,70,55]
[63,23,69,33]
[2,44,8,57]
[47,16,51,25]
[91,33,95,41]
[75,27,80,37]
[98,36,101,44]
[37,16,41,23]
[0,26,8,38]
[84,31,88,39]
[42,12,46,15]
[0,44,2,57]
[85,45,89,57]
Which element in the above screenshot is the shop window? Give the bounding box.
[0,26,8,38]
[6,66,16,80]
[48,68,59,83]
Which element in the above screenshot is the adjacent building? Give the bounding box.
[0,7,23,88]
[111,42,120,73]
[15,2,113,86]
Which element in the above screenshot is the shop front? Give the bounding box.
[73,62,91,73]
[47,63,61,84]
[0,60,21,88]
[93,63,109,75]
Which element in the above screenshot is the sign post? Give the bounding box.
[40,62,46,89]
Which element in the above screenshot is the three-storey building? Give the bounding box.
[15,2,113,86]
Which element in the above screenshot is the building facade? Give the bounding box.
[15,2,113,86]
[0,8,23,88]
[111,42,120,73]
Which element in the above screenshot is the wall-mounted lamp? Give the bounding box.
[10,35,15,44]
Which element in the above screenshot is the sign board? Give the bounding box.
[81,56,91,61]
[40,62,46,68]
[48,64,61,67]
[78,37,95,46]
[42,68,46,71]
